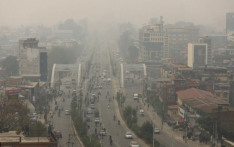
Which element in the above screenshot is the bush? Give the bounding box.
[71,96,100,147]
[122,105,160,146]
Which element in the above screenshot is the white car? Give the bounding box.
[129,141,139,147]
[125,132,132,139]
[154,128,160,134]
[107,78,111,82]
[103,78,106,82]
[65,110,70,115]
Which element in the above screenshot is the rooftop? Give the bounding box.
[168,105,181,109]
[0,131,49,143]
[177,88,219,100]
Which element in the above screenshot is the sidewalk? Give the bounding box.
[37,97,61,126]
[139,98,218,147]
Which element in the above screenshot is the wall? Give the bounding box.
[188,43,194,68]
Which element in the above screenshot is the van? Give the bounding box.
[133,94,138,100]
[139,109,144,116]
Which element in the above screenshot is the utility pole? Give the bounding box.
[153,124,154,147]
[172,128,174,147]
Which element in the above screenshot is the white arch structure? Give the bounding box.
[120,63,147,88]
[50,64,82,88]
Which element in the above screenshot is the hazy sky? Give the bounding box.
[1,0,234,30]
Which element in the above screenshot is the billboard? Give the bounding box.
[6,88,22,94]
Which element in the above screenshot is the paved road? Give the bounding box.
[52,36,189,147]
[83,39,135,147]
[109,39,188,147]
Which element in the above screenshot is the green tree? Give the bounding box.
[2,56,19,76]
[196,114,215,134]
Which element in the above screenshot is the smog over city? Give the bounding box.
[0,0,234,147]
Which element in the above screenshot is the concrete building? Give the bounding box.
[227,30,234,41]
[139,17,169,60]
[19,38,47,81]
[167,26,199,45]
[197,36,213,65]
[187,43,208,69]
[226,13,234,33]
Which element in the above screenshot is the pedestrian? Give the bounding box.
[205,137,207,144]
[183,135,185,140]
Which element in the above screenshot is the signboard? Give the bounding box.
[6,88,22,94]
[178,107,185,118]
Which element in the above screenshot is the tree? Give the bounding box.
[48,46,78,74]
[128,46,138,63]
[196,114,215,134]
[2,56,19,76]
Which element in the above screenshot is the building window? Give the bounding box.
[216,93,220,97]
[167,89,174,94]
[223,92,228,98]
[167,96,174,101]
[173,110,177,115]
[206,86,210,90]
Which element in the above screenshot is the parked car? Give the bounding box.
[129,141,139,147]
[125,132,133,139]
[53,131,62,138]
[154,128,160,134]
[30,117,37,122]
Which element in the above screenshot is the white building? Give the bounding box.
[188,43,208,69]
[19,38,48,81]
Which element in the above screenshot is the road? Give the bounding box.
[109,39,188,147]
[52,36,189,147]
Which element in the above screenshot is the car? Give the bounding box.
[72,90,77,96]
[99,86,102,89]
[31,113,38,118]
[53,131,62,138]
[86,116,91,122]
[103,78,106,82]
[107,78,111,82]
[30,117,37,122]
[101,76,104,79]
[125,132,133,139]
[90,104,95,109]
[65,110,70,115]
[154,128,160,134]
[129,141,139,147]
[66,83,70,88]
[99,129,106,136]
[87,108,93,114]
[95,118,100,123]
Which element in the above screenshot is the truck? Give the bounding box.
[94,109,99,117]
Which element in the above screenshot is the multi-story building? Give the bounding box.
[187,43,208,69]
[19,38,47,81]
[139,17,169,60]
[226,13,234,33]
[167,26,199,45]
[197,36,213,65]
